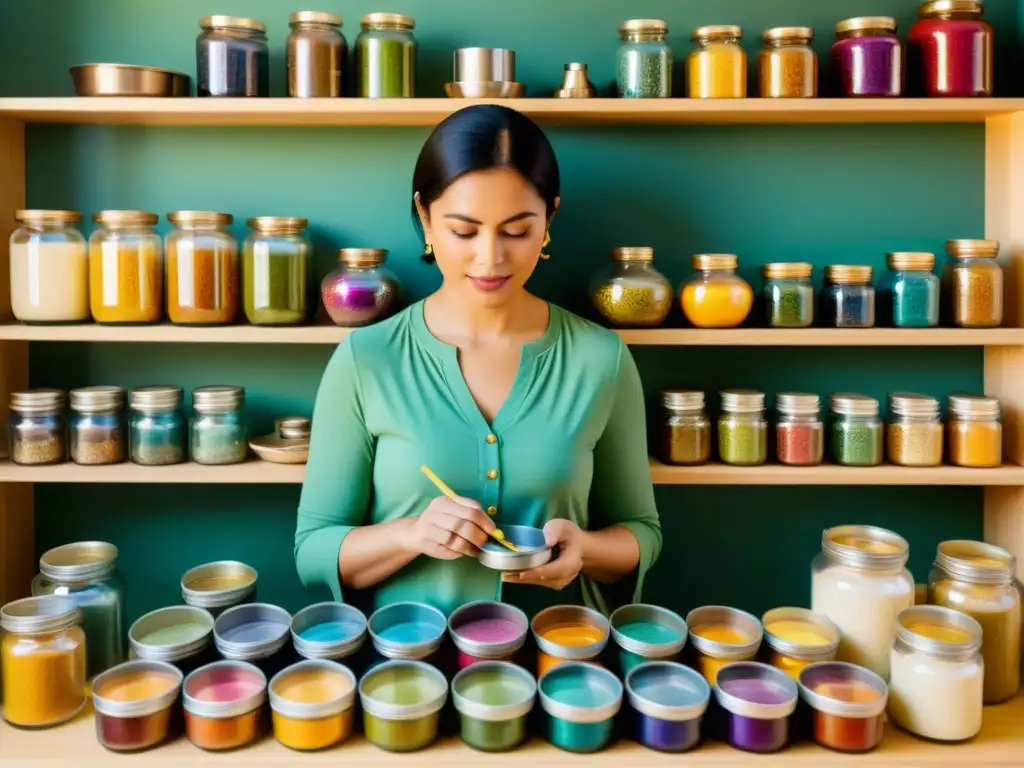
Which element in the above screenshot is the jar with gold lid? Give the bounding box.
[942,239,1002,328]
[909,0,992,97]
[9,389,66,466]
[759,27,817,98]
[886,393,942,468]
[617,19,672,98]
[657,390,710,466]
[946,394,1001,468]
[10,210,88,323]
[881,252,939,328]
[355,13,416,97]
[820,265,874,328]
[928,540,1020,704]
[70,386,126,466]
[197,15,269,97]
[717,389,766,466]
[687,25,746,98]
[288,11,347,98]
[166,211,238,326]
[762,262,813,327]
[89,211,163,324]
[243,217,310,326]
[590,247,672,328]
[832,17,904,97]
[321,248,400,327]
[681,254,753,328]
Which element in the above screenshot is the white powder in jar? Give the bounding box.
[10,241,89,322]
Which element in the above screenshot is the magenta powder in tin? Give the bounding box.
[457,618,522,644]
[719,678,791,706]
[190,670,263,703]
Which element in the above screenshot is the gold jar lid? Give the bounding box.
[168,211,233,227]
[361,12,415,30]
[93,210,159,227]
[130,385,183,413]
[619,19,668,38]
[10,388,65,414]
[611,246,654,263]
[887,252,935,271]
[934,540,1014,586]
[763,26,814,44]
[15,209,82,224]
[70,385,125,414]
[200,15,266,33]
[825,265,872,285]
[829,393,879,417]
[763,262,812,279]
[693,253,737,271]
[947,393,1000,419]
[290,11,342,26]
[192,385,244,414]
[776,392,820,416]
[835,16,898,35]
[661,389,704,411]
[247,216,309,235]
[339,248,387,267]
[692,24,743,41]
[889,392,939,418]
[720,388,764,413]
[946,239,998,258]
[918,0,983,18]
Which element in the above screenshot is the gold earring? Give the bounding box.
[424,242,434,257]
[540,232,551,260]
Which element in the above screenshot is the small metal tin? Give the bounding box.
[610,603,688,659]
[359,659,448,721]
[129,605,215,664]
[92,660,184,719]
[214,603,291,661]
[761,607,840,663]
[715,662,798,754]
[183,660,267,719]
[477,524,552,572]
[453,47,516,83]
[181,561,257,614]
[71,63,191,97]
[532,605,610,661]
[539,661,623,724]
[291,602,367,661]
[626,661,710,753]
[39,541,118,582]
[798,660,888,718]
[0,595,80,634]
[685,605,763,659]
[452,660,536,722]
[269,659,357,721]
[448,601,529,661]
[367,601,447,660]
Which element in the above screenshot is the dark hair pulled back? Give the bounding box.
[411,105,560,263]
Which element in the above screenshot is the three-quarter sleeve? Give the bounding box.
[294,338,374,601]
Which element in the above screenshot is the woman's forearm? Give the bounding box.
[579,524,641,584]
[338,518,418,590]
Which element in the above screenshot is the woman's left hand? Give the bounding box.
[503,519,585,590]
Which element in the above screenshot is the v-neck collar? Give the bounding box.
[410,299,561,432]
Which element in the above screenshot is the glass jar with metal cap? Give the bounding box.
[9,388,66,465]
[288,11,346,98]
[191,385,247,465]
[717,389,767,466]
[810,525,914,679]
[886,393,942,467]
[129,385,186,466]
[947,393,1001,468]
[70,385,126,466]
[775,392,823,467]
[321,248,400,327]
[197,15,269,97]
[881,252,939,328]
[928,540,1020,704]
[89,210,163,324]
[0,595,86,727]
[10,209,88,323]
[832,17,904,97]
[942,239,1002,327]
[820,265,875,328]
[31,541,125,680]
[888,605,983,741]
[681,254,753,328]
[355,13,416,97]
[616,19,672,98]
[243,217,310,325]
[762,262,814,328]
[830,394,883,466]
[761,607,839,679]
[909,0,992,97]
[657,390,710,466]
[590,247,672,328]
[759,27,817,98]
[166,211,238,325]
[687,25,746,98]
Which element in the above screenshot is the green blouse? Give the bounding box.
[294,300,662,618]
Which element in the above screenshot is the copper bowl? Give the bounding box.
[71,64,190,97]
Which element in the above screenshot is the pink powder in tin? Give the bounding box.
[457,618,522,644]
[189,667,264,702]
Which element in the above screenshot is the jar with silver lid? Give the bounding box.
[657,390,709,466]
[717,389,766,466]
[70,386,126,466]
[886,393,942,467]
[191,386,247,465]
[947,393,1001,468]
[288,11,347,98]
[130,386,186,466]
[9,388,66,465]
[829,393,882,467]
[775,392,823,466]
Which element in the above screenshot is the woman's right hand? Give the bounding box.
[403,495,496,560]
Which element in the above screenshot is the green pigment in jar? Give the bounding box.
[452,662,535,753]
[763,262,814,327]
[590,247,673,328]
[359,660,447,752]
[717,389,767,466]
[354,13,416,97]
[243,217,309,326]
[658,389,710,465]
[830,393,883,467]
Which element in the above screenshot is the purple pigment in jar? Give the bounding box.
[715,662,797,754]
[320,248,399,328]
[457,619,522,644]
[832,17,904,97]
[626,661,709,753]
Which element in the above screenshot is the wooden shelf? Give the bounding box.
[0,460,304,484]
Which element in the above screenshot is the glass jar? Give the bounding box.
[832,17,904,97]
[830,394,883,467]
[761,607,839,680]
[928,540,1020,704]
[762,262,813,328]
[810,525,914,680]
[9,210,88,323]
[681,254,753,328]
[191,385,247,466]
[887,393,942,468]
[590,247,672,328]
[288,11,346,98]
[321,248,400,327]
[947,394,1001,468]
[658,390,710,466]
[9,388,66,466]
[130,386,187,466]
[197,15,269,97]
[717,389,767,466]
[244,217,310,326]
[89,211,163,324]
[354,13,416,97]
[687,25,746,98]
[820,265,875,328]
[775,392,823,467]
[31,542,126,681]
[166,211,239,325]
[616,18,672,98]
[942,239,1002,328]
[909,0,993,97]
[69,386,125,465]
[1,595,86,727]
[881,252,939,328]
[759,27,817,98]
[889,605,983,741]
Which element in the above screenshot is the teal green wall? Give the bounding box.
[1,0,1012,624]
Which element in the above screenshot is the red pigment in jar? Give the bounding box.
[92,660,184,752]
[908,0,993,97]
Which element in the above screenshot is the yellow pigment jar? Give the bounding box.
[685,606,763,685]
[761,607,840,680]
[269,659,356,751]
[531,605,610,677]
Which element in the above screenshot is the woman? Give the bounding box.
[295,105,661,618]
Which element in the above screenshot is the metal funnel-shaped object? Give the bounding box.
[554,63,596,98]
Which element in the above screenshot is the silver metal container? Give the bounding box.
[685,605,763,661]
[477,524,552,572]
[797,661,888,721]
[368,601,447,660]
[181,561,257,615]
[531,605,609,661]
[448,600,529,660]
[714,662,798,720]
[761,606,840,665]
[626,661,710,722]
[538,661,622,724]
[359,660,448,721]
[214,603,291,662]
[291,602,367,661]
[129,605,215,664]
[452,661,536,722]
[610,603,688,660]
[453,47,515,83]
[183,660,267,719]
[71,63,190,97]
[92,660,184,721]
[269,660,356,722]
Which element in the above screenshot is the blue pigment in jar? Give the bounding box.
[626,661,710,752]
[881,252,939,328]
[820,265,875,328]
[197,15,269,97]
[538,662,623,753]
[291,602,367,662]
[130,386,186,465]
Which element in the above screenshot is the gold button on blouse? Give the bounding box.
[485,433,497,444]
[486,469,499,480]
[486,506,498,516]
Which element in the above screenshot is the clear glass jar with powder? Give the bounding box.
[947,394,1002,468]
[69,386,126,466]
[190,386,247,465]
[658,390,710,466]
[886,393,942,467]
[9,210,89,323]
[810,525,914,680]
[761,607,839,680]
[889,605,983,741]
[928,540,1020,704]
[717,389,767,466]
